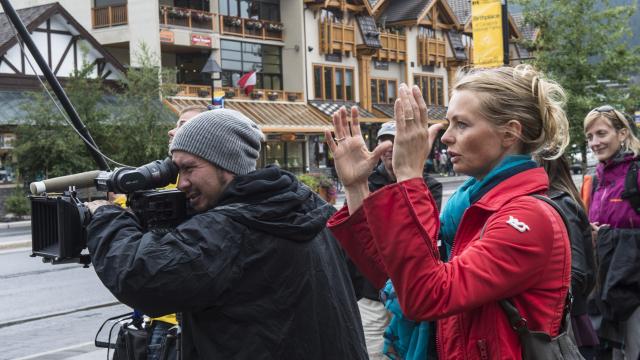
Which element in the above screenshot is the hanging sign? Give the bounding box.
[471,0,505,67]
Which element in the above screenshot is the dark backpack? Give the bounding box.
[590,161,640,214]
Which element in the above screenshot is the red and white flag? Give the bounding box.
[237,70,257,95]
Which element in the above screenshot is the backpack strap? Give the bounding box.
[621,160,640,215]
[498,194,573,333]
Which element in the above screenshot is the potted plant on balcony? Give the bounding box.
[267,23,284,32]
[245,19,263,31]
[169,8,188,19]
[250,90,264,100]
[287,93,298,102]
[225,17,242,27]
[225,90,236,98]
[267,91,279,101]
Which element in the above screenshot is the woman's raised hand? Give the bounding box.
[325,106,391,189]
[392,84,444,183]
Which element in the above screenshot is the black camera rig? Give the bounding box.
[29,158,188,266]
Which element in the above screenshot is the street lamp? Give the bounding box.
[201,52,221,105]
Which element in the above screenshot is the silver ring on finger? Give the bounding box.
[334,137,346,142]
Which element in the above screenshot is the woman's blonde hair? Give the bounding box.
[583,106,640,156]
[453,64,569,159]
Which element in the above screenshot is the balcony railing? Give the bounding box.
[418,36,447,67]
[374,31,407,62]
[319,19,355,55]
[92,5,128,28]
[176,84,303,102]
[159,6,218,32]
[220,15,284,41]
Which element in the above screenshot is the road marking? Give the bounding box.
[12,341,95,360]
[0,301,120,329]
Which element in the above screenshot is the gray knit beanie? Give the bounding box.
[170,109,263,175]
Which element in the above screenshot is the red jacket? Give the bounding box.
[328,168,571,359]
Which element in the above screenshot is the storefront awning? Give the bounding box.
[164,97,333,133]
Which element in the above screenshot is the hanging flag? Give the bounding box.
[237,70,257,96]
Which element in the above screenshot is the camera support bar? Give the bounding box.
[0,0,110,171]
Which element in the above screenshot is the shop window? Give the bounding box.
[414,74,444,106]
[313,64,354,101]
[219,0,280,21]
[220,39,282,90]
[370,78,397,104]
[177,52,210,85]
[173,0,210,11]
[263,140,305,174]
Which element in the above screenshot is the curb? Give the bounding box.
[0,240,31,250]
[0,220,30,230]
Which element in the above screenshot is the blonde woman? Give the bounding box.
[326,65,573,359]
[583,106,640,360]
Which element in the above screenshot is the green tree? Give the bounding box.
[110,44,178,167]
[13,61,107,182]
[515,0,640,168]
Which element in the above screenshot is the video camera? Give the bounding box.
[29,157,188,266]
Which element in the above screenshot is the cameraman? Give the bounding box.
[85,109,367,359]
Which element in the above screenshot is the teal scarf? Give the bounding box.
[382,155,537,360]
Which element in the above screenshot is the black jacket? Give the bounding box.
[368,163,442,210]
[350,163,443,301]
[87,167,368,360]
[548,190,596,315]
[593,227,640,321]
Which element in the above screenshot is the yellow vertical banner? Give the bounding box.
[471,0,505,68]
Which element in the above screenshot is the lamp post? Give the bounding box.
[201,52,221,105]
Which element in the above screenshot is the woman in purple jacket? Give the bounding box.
[583,105,640,360]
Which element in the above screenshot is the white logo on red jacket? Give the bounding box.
[506,216,530,233]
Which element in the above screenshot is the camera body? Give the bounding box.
[30,158,187,265]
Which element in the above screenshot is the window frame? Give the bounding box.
[313,64,355,101]
[413,74,444,106]
[370,77,398,104]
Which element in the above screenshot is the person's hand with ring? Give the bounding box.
[392,84,444,183]
[325,106,391,213]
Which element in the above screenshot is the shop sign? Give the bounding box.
[191,34,212,47]
[373,60,389,70]
[280,133,297,142]
[325,53,342,62]
[159,29,174,44]
[471,0,505,67]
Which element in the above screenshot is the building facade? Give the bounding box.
[3,0,530,176]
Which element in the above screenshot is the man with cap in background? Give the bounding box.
[85,109,368,359]
[351,120,442,360]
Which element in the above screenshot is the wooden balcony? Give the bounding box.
[318,19,355,56]
[220,15,284,41]
[176,84,303,102]
[92,5,128,28]
[159,6,218,32]
[374,31,407,62]
[418,36,447,67]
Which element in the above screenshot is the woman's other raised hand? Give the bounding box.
[392,84,444,182]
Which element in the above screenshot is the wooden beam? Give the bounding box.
[54,36,77,75]
[0,56,20,74]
